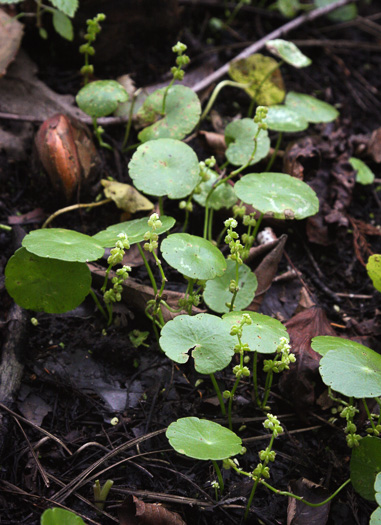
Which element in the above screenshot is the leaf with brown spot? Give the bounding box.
[118,495,186,525]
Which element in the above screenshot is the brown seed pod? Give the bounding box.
[35,113,99,201]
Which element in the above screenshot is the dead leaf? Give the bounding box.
[0,121,33,160]
[279,307,336,413]
[0,51,86,121]
[198,130,226,157]
[0,9,23,78]
[287,478,330,525]
[101,180,154,214]
[17,393,51,427]
[368,128,381,163]
[118,495,186,525]
[8,208,45,225]
[248,234,288,311]
[283,137,320,179]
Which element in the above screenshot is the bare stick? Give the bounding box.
[191,0,359,94]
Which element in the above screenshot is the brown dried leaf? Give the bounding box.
[287,478,330,525]
[283,137,320,179]
[248,234,288,311]
[198,130,226,157]
[279,307,336,412]
[368,128,381,163]
[118,495,186,525]
[0,9,23,78]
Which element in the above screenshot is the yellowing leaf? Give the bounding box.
[101,180,154,213]
[229,54,285,106]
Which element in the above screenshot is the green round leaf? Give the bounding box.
[350,437,381,501]
[277,0,300,18]
[285,91,339,123]
[166,417,242,460]
[159,313,235,374]
[50,0,78,18]
[5,248,91,314]
[229,54,285,105]
[52,11,73,41]
[350,157,375,185]
[314,0,357,22]
[129,139,200,199]
[266,39,312,68]
[312,336,381,398]
[161,233,226,280]
[93,216,175,248]
[222,311,289,354]
[235,172,319,220]
[41,507,85,525]
[76,80,128,118]
[370,507,381,525]
[203,259,257,313]
[136,85,201,142]
[265,105,308,132]
[375,472,381,506]
[225,119,270,166]
[367,255,381,293]
[193,171,237,210]
[22,229,104,262]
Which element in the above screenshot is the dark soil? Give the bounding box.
[1,1,381,524]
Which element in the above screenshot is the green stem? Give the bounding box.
[200,80,248,121]
[265,132,283,172]
[228,376,241,431]
[92,117,112,150]
[162,79,175,115]
[208,208,214,241]
[210,373,226,417]
[244,433,276,520]
[137,243,158,295]
[229,261,240,312]
[252,352,259,404]
[121,89,140,152]
[159,197,164,216]
[211,460,224,494]
[363,398,377,432]
[89,289,108,321]
[259,478,351,508]
[251,213,264,240]
[261,371,273,409]
[0,224,12,231]
[248,96,256,119]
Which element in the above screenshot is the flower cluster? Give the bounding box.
[171,42,190,81]
[263,337,296,374]
[107,233,130,266]
[144,213,162,252]
[79,13,105,78]
[263,413,283,437]
[224,218,244,264]
[254,105,268,131]
[104,265,131,304]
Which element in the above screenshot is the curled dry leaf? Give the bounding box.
[35,114,100,201]
[249,234,288,311]
[287,478,330,525]
[282,137,320,179]
[198,130,226,157]
[279,307,336,413]
[101,179,154,214]
[118,495,186,525]
[368,128,381,163]
[0,9,24,78]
